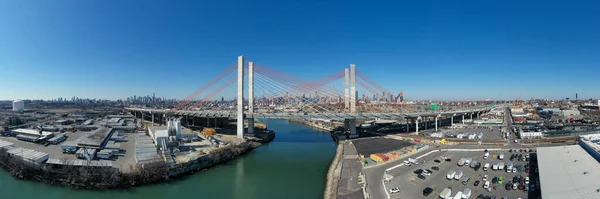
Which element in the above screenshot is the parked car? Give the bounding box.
[474,180,480,186]
[390,187,400,194]
[417,174,426,180]
[423,170,432,176]
[414,169,423,175]
[505,183,512,190]
[423,187,433,196]
[434,159,441,163]
[483,175,488,181]
[432,166,440,171]
[462,177,471,185]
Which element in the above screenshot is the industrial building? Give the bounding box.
[76,148,97,159]
[75,127,115,149]
[54,119,72,125]
[134,132,162,165]
[148,118,182,150]
[537,143,600,199]
[12,100,24,111]
[0,139,15,150]
[47,133,67,144]
[9,129,54,143]
[7,147,49,167]
[46,158,113,167]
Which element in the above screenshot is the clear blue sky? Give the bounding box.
[1,0,598,101]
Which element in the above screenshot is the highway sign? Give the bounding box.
[431,104,439,110]
[489,104,495,107]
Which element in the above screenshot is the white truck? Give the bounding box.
[458,158,466,166]
[492,162,499,170]
[462,188,472,199]
[447,171,456,180]
[440,188,452,199]
[499,162,505,170]
[454,170,464,180]
[470,160,478,168]
[483,163,490,171]
[465,157,473,165]
[499,152,504,160]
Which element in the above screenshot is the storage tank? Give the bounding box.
[12,100,24,111]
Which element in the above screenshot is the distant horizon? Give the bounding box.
[1,1,599,101]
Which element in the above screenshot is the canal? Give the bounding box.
[0,119,337,199]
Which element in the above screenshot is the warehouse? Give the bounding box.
[0,139,15,150]
[135,132,162,165]
[47,133,67,144]
[537,145,600,199]
[54,119,72,125]
[75,128,114,149]
[10,129,53,143]
[7,147,49,167]
[46,158,114,167]
[97,149,114,159]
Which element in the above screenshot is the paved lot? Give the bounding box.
[442,127,506,141]
[353,137,413,156]
[384,150,538,199]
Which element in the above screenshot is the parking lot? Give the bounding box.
[441,127,506,141]
[383,149,540,199]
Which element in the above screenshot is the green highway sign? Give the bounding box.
[431,104,439,110]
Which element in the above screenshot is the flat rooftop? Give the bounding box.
[76,128,113,148]
[11,128,53,137]
[537,145,600,199]
[352,137,413,156]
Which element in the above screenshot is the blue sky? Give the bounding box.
[0,0,598,101]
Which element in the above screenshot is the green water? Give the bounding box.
[0,119,337,199]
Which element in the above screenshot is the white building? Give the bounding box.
[12,100,24,111]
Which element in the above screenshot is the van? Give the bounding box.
[483,163,490,171]
[458,158,466,166]
[507,161,513,172]
[492,162,499,170]
[447,171,456,180]
[462,188,472,199]
[462,176,470,185]
[470,160,478,168]
[454,191,463,199]
[465,157,473,165]
[499,152,504,160]
[499,162,505,170]
[439,188,452,199]
[454,170,464,180]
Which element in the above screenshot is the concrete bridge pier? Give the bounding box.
[247,117,255,136]
[462,115,465,124]
[151,111,154,126]
[344,118,357,138]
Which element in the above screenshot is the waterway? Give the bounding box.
[0,119,337,199]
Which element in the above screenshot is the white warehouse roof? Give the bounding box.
[537,145,600,199]
[11,129,53,137]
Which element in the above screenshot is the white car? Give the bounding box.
[512,168,517,173]
[422,170,432,176]
[483,175,488,181]
[483,181,490,189]
[390,187,400,194]
[525,177,530,184]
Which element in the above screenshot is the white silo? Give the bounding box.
[12,100,24,111]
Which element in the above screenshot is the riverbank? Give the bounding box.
[0,132,274,189]
[324,143,343,199]
[286,118,334,131]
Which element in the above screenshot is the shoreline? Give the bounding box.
[0,132,275,190]
[323,142,343,199]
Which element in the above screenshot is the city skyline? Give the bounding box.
[1,1,599,101]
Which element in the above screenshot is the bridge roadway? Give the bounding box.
[125,106,498,120]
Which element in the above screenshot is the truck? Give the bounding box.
[492,162,499,170]
[470,160,478,168]
[499,162,505,170]
[465,157,473,165]
[447,171,456,180]
[454,170,464,180]
[439,188,452,199]
[499,152,504,160]
[462,188,472,199]
[458,158,466,166]
[483,163,490,171]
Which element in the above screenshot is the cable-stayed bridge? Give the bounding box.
[126,56,497,138]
